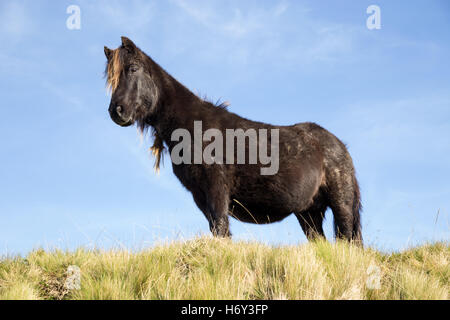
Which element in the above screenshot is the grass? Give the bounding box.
[0,238,448,300]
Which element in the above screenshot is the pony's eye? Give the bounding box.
[129,65,139,73]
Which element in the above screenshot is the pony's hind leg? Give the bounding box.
[329,201,353,241]
[327,169,362,244]
[295,208,326,241]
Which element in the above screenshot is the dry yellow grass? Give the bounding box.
[0,238,448,300]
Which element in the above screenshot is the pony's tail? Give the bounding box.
[351,175,363,246]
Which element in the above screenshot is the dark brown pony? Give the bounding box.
[104,37,362,244]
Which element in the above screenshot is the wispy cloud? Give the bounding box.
[172,0,292,37]
[80,0,157,35]
[168,0,356,67]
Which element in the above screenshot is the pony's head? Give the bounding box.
[104,37,160,129]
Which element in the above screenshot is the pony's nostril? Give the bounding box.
[116,106,123,116]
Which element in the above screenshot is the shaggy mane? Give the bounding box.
[105,49,122,93]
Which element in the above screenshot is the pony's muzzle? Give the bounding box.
[109,103,133,127]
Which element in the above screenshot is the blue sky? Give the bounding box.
[0,0,449,256]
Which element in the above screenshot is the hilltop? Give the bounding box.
[0,238,448,300]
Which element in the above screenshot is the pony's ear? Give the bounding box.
[121,36,136,54]
[104,46,113,60]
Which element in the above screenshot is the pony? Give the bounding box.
[104,37,362,244]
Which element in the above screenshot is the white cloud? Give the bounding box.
[168,0,356,68]
[172,0,290,39]
[80,0,157,35]
[172,0,291,38]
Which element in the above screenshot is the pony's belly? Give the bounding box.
[228,201,292,224]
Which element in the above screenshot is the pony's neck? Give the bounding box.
[145,63,207,149]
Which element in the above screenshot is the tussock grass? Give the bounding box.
[0,238,448,300]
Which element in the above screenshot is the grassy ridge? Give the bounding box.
[0,238,448,300]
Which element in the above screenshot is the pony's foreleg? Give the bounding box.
[192,189,231,238]
[206,194,231,238]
